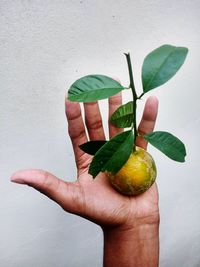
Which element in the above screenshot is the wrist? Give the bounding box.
[103,217,159,247]
[102,210,160,235]
[102,215,160,267]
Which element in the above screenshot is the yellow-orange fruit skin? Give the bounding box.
[107,147,157,196]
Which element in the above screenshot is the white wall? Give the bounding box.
[1,1,199,266]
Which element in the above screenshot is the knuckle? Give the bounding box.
[86,119,103,130]
[41,171,52,187]
[86,120,102,130]
[40,171,59,193]
[62,183,86,216]
[68,127,86,140]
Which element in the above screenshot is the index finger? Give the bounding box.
[136,96,159,150]
[65,99,90,171]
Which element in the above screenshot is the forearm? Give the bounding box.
[103,220,159,267]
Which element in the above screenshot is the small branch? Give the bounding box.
[124,53,138,150]
[138,92,145,99]
[124,53,137,99]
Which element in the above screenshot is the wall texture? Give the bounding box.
[1,1,200,266]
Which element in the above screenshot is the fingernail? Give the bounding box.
[10,173,25,184]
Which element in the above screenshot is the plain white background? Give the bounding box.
[1,1,200,266]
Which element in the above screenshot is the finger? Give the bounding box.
[84,102,105,140]
[11,169,85,215]
[108,92,123,138]
[65,100,90,169]
[136,96,159,150]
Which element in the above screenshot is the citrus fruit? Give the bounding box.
[107,146,157,196]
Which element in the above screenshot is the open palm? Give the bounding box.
[11,93,159,229]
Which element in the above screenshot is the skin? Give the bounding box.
[11,93,159,267]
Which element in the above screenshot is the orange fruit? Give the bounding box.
[107,146,157,195]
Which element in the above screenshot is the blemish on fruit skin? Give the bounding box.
[107,147,157,196]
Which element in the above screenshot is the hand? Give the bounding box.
[11,93,159,267]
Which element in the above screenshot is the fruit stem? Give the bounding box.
[124,53,138,150]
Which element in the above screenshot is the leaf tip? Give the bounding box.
[88,168,98,179]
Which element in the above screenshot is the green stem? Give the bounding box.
[138,92,145,99]
[124,53,138,150]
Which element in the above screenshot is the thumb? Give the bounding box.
[11,169,84,215]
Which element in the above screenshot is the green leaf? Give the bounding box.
[79,140,107,155]
[142,44,188,93]
[110,101,134,128]
[68,75,125,102]
[89,130,134,178]
[144,131,186,162]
